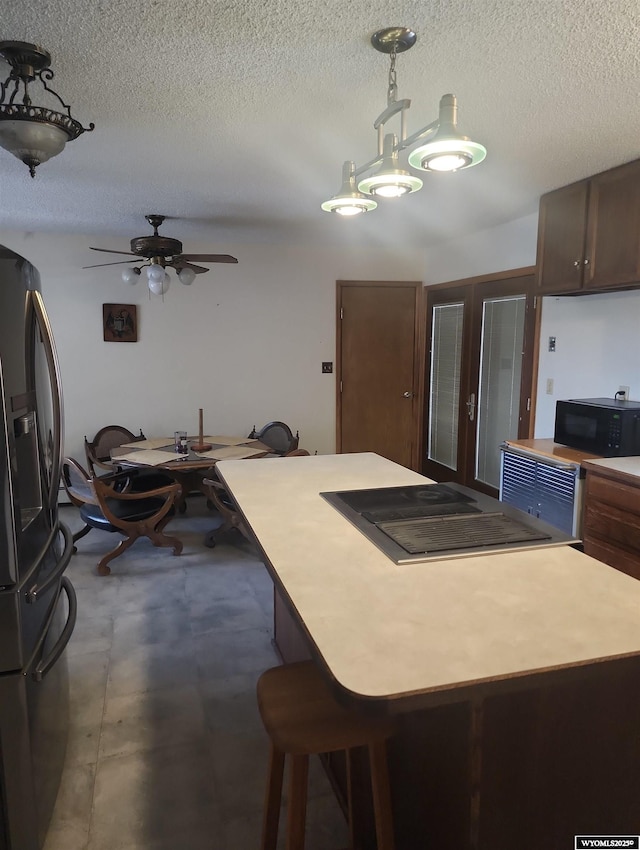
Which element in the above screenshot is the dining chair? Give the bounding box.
[251,422,299,456]
[85,424,173,490]
[201,449,310,549]
[84,425,143,475]
[61,457,183,576]
[201,473,252,549]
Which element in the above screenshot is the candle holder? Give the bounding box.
[191,407,212,452]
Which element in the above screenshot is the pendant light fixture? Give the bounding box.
[321,27,486,217]
[321,161,378,216]
[0,41,94,177]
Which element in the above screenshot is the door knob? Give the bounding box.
[403,391,415,398]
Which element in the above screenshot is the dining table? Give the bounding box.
[110,434,273,513]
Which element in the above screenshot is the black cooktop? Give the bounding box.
[321,481,577,563]
[333,483,479,523]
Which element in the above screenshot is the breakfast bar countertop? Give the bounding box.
[217,452,640,707]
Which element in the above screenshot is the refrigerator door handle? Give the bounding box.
[26,522,73,604]
[32,576,77,682]
[27,291,64,512]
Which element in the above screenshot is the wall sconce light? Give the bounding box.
[321,27,486,216]
[0,40,94,177]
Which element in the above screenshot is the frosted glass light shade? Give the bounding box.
[148,272,170,295]
[358,133,422,199]
[121,267,140,285]
[178,267,196,285]
[408,138,486,172]
[0,119,69,167]
[147,264,166,282]
[358,169,422,197]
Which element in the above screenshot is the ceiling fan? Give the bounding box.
[83,214,238,293]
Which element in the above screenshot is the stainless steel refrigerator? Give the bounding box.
[0,246,76,850]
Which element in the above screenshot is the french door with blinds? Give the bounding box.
[423,270,537,495]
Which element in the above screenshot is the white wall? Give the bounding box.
[0,230,425,461]
[4,215,639,463]
[535,290,640,436]
[424,213,538,284]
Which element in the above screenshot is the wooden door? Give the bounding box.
[423,270,538,495]
[585,157,640,290]
[337,281,424,470]
[535,180,589,294]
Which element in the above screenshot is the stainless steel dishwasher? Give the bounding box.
[499,442,584,538]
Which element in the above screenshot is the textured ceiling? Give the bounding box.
[2,0,640,253]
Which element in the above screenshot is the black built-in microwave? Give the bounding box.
[554,398,640,456]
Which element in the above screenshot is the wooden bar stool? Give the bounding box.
[257,660,396,850]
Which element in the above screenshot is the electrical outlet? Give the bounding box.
[546,378,554,395]
[618,385,630,400]
[548,336,556,352]
[322,362,333,374]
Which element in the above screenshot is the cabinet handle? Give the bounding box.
[573,260,580,268]
[583,258,590,266]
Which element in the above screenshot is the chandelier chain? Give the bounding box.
[387,47,398,104]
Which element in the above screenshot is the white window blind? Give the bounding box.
[428,302,464,470]
[475,296,526,487]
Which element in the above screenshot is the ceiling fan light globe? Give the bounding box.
[121,267,140,285]
[178,267,196,286]
[148,273,170,296]
[147,264,165,282]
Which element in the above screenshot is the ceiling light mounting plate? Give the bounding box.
[0,41,52,77]
[370,27,416,54]
[146,214,166,233]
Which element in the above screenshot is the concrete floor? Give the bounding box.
[46,498,347,850]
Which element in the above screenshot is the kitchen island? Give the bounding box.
[217,452,640,850]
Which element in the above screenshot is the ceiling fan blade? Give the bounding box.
[179,253,238,264]
[168,260,209,274]
[89,247,138,257]
[82,260,141,269]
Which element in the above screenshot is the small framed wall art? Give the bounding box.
[103,304,138,342]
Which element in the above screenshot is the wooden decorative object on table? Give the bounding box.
[191,408,212,452]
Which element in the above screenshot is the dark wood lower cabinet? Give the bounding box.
[582,463,640,579]
[272,587,640,850]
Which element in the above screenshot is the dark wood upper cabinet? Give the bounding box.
[535,158,640,294]
[535,180,588,294]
